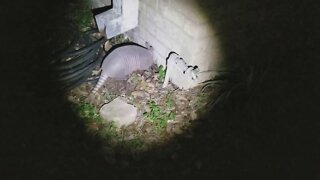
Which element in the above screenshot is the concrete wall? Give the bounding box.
[126,0,222,86]
[91,0,111,9]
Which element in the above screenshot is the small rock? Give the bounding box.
[104,41,112,51]
[100,97,138,127]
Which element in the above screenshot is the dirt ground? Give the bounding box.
[68,63,212,153]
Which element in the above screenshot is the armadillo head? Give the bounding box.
[145,42,157,64]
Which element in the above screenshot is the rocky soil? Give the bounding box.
[67,64,212,152]
[64,36,214,154]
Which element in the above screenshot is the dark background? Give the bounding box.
[0,0,319,179]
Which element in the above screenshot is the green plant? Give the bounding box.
[73,102,103,124]
[144,100,175,132]
[102,121,120,139]
[72,100,145,147]
[165,93,175,108]
[158,65,166,82]
[168,111,176,120]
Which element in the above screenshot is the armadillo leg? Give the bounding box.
[91,74,108,94]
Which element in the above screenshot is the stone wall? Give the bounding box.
[126,0,222,86]
[91,0,111,9]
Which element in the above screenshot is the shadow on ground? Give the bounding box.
[0,0,319,179]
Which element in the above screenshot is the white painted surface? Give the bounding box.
[126,0,223,88]
[94,0,139,38]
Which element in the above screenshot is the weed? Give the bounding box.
[144,100,175,132]
[102,121,120,140]
[165,93,175,108]
[169,111,176,120]
[72,101,103,124]
[158,65,166,82]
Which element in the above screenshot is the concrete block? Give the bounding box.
[91,0,112,9]
[95,0,139,38]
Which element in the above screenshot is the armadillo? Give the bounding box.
[91,44,154,94]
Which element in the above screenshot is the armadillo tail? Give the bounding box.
[91,74,108,94]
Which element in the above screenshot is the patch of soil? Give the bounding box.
[66,39,214,153]
[68,65,213,152]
